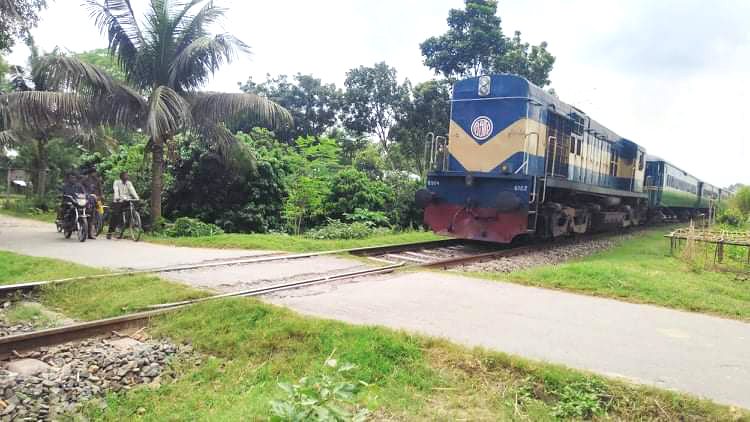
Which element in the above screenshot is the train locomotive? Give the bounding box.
[416,74,728,243]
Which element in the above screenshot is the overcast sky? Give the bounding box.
[8,0,749,187]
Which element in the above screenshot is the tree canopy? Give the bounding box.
[0,0,47,52]
[343,62,408,151]
[420,0,555,86]
[239,73,342,141]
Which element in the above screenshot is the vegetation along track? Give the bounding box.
[0,229,640,356]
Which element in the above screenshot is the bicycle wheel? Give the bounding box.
[129,210,142,241]
[93,210,103,236]
[77,217,87,242]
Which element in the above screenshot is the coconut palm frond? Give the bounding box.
[85,0,142,77]
[169,34,250,90]
[35,55,147,113]
[146,85,192,141]
[189,92,293,131]
[3,91,91,132]
[0,130,20,147]
[174,0,228,51]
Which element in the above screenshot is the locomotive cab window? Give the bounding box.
[638,152,644,170]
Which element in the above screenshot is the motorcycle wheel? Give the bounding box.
[56,220,63,233]
[77,218,87,242]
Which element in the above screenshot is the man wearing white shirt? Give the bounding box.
[107,171,140,239]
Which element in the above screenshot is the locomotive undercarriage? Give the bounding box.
[532,188,647,241]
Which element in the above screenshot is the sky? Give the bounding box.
[7,0,749,187]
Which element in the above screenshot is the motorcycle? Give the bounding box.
[61,194,89,242]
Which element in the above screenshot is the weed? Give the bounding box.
[549,379,609,419]
[269,353,370,422]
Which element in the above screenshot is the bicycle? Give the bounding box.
[118,199,142,241]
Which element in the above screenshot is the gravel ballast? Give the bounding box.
[0,337,191,420]
[454,236,630,273]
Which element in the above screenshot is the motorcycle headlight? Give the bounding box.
[77,198,87,207]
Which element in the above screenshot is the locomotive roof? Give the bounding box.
[452,74,642,158]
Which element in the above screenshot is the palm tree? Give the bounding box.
[10,0,290,223]
[0,38,108,198]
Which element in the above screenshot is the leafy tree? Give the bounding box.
[13,0,292,225]
[390,79,450,176]
[164,133,286,233]
[238,73,342,141]
[325,168,393,220]
[343,62,408,151]
[0,0,47,52]
[495,31,555,87]
[75,48,126,82]
[420,0,555,86]
[734,186,750,216]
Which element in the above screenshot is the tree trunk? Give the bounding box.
[37,138,49,199]
[150,142,164,227]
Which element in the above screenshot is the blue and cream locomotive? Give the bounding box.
[416,74,723,243]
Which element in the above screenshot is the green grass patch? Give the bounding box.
[85,298,747,421]
[147,230,442,252]
[2,250,746,420]
[0,250,101,285]
[4,302,57,328]
[0,208,56,223]
[0,250,207,320]
[467,227,750,321]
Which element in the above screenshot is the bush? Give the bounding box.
[164,217,224,237]
[325,168,394,219]
[164,133,286,233]
[717,207,744,227]
[304,219,388,240]
[343,208,390,227]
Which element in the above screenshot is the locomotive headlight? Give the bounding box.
[465,174,474,187]
[478,75,491,96]
[500,163,512,174]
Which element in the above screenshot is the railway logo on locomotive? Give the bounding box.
[470,116,493,141]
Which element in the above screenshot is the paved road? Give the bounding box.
[0,215,367,290]
[2,215,749,408]
[271,273,750,409]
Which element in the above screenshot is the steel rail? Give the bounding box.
[0,228,652,356]
[0,263,404,358]
[0,239,462,296]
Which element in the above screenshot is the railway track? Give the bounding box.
[0,229,641,357]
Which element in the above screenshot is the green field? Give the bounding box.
[147,230,443,252]
[466,227,750,321]
[2,251,745,421]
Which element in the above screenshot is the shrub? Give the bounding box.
[343,208,390,227]
[304,219,387,240]
[164,217,224,237]
[717,207,744,227]
[325,168,394,219]
[269,357,370,422]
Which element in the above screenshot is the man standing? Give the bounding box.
[107,171,140,239]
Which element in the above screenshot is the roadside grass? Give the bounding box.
[2,250,747,420]
[0,195,57,223]
[0,250,207,320]
[466,227,750,321]
[4,302,57,328]
[0,208,56,223]
[146,230,443,252]
[84,298,747,421]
